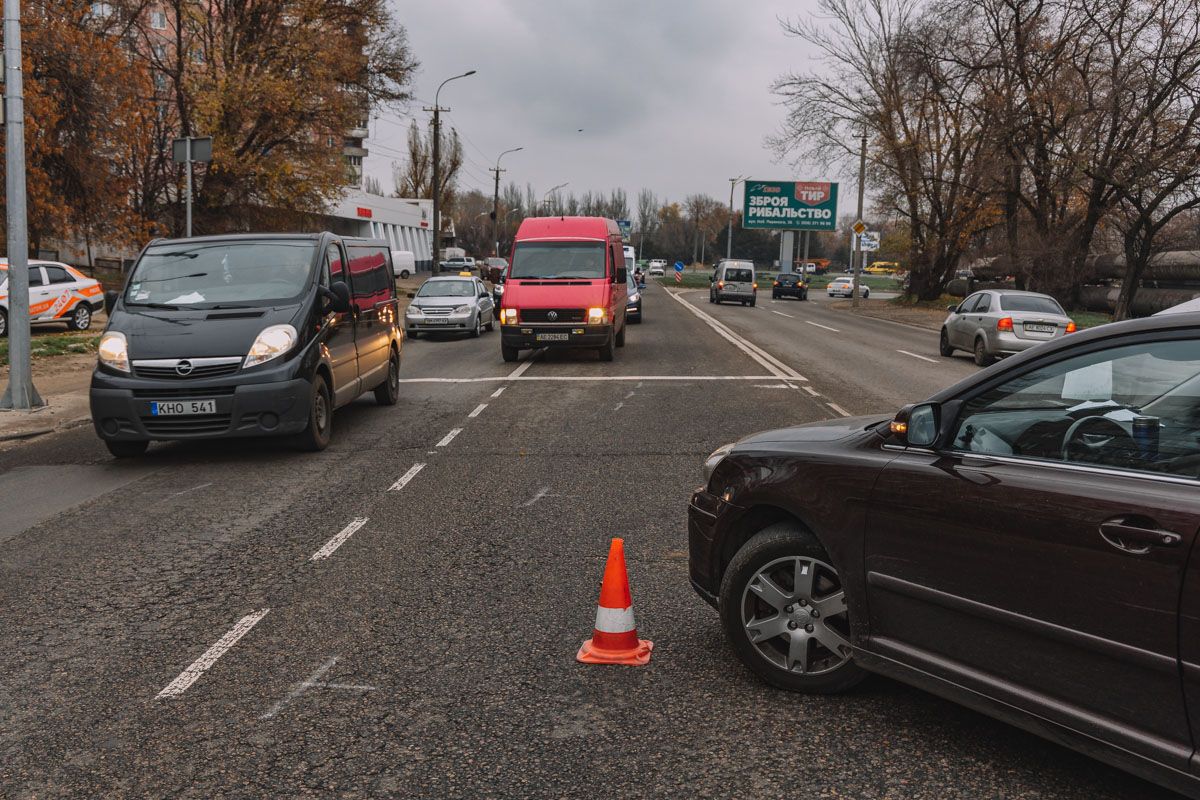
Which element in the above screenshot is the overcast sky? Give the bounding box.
[366,1,825,211]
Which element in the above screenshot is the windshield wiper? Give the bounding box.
[137,272,208,283]
[126,301,180,310]
[206,303,259,309]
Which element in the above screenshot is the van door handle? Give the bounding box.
[1099,517,1181,554]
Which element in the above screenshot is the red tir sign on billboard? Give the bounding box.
[794,182,833,206]
[356,207,373,219]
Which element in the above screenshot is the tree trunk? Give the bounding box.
[1113,222,1151,321]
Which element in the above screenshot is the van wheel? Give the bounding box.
[720,522,865,694]
[750,298,756,307]
[69,303,92,331]
[296,374,332,451]
[502,344,519,363]
[374,350,400,406]
[598,332,615,362]
[399,269,410,279]
[106,439,149,459]
[615,323,626,348]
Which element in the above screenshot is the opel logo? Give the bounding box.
[175,360,194,376]
[547,311,558,321]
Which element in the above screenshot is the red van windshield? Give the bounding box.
[510,242,605,279]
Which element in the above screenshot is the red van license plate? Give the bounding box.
[536,333,569,342]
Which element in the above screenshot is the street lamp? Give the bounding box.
[542,182,569,212]
[428,69,476,273]
[727,175,746,260]
[492,146,523,257]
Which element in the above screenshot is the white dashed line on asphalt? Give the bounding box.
[468,403,488,418]
[436,428,463,447]
[803,386,821,397]
[490,386,506,398]
[897,349,939,363]
[614,402,624,410]
[310,517,369,561]
[826,403,852,417]
[168,483,212,498]
[389,463,426,492]
[523,487,550,507]
[156,609,270,699]
[667,291,807,382]
[771,310,795,318]
[806,321,840,332]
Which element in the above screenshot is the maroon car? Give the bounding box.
[689,310,1200,797]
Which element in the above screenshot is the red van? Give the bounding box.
[499,216,629,362]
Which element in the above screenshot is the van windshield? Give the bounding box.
[126,241,316,308]
[511,242,606,279]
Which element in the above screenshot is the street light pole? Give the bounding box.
[852,128,867,310]
[425,69,475,274]
[1,0,44,410]
[727,176,745,260]
[542,182,568,212]
[491,146,522,258]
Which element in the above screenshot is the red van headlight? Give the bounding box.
[500,308,519,324]
[587,307,607,324]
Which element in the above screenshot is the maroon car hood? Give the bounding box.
[737,415,888,446]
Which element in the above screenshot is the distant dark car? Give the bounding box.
[482,257,507,283]
[772,273,808,301]
[626,278,643,323]
[689,310,1200,797]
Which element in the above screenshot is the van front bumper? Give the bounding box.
[501,324,612,349]
[90,372,312,442]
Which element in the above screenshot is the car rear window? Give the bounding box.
[779,275,798,285]
[724,268,753,282]
[1000,295,1064,315]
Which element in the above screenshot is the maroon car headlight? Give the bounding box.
[704,443,735,486]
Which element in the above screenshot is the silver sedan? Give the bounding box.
[404,275,495,339]
[941,289,1075,366]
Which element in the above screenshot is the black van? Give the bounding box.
[90,233,402,457]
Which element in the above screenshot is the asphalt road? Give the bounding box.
[0,282,1179,798]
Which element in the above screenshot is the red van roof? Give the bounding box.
[513,216,618,242]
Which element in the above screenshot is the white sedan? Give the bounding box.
[0,259,105,336]
[827,276,870,299]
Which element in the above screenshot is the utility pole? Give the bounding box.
[852,128,867,310]
[491,146,522,258]
[1,0,43,410]
[424,70,475,273]
[726,176,745,259]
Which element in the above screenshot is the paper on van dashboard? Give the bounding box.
[166,291,206,304]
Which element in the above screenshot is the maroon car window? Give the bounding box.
[952,338,1200,478]
[345,245,392,312]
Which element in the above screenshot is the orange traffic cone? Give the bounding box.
[577,538,653,666]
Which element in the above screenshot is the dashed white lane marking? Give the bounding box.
[156,609,270,699]
[826,402,852,417]
[624,390,636,399]
[505,352,541,380]
[806,321,840,332]
[523,487,550,507]
[399,375,780,383]
[389,463,426,492]
[169,482,212,498]
[756,383,792,389]
[436,428,463,447]
[666,291,807,381]
[803,386,821,397]
[468,403,488,418]
[897,349,938,363]
[771,310,795,318]
[614,402,624,410]
[260,656,378,721]
[310,517,369,561]
[490,386,506,398]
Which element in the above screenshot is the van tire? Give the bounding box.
[750,298,756,307]
[399,269,410,279]
[106,439,149,458]
[598,332,615,362]
[502,344,519,363]
[615,323,626,348]
[296,374,332,452]
[374,350,400,406]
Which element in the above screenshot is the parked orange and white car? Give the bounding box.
[0,258,105,336]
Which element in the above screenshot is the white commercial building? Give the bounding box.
[324,191,435,271]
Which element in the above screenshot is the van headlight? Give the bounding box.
[500,308,518,324]
[97,331,130,373]
[244,324,297,368]
[704,442,735,485]
[587,307,607,324]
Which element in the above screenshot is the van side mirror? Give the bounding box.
[890,403,940,447]
[320,281,352,313]
[104,290,119,316]
[615,266,627,284]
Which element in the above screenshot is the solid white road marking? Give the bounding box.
[803,386,821,397]
[806,321,840,333]
[771,310,795,318]
[897,349,939,363]
[468,403,488,418]
[490,386,506,398]
[156,609,270,699]
[399,375,782,383]
[826,403,852,417]
[523,487,550,507]
[388,463,426,492]
[755,383,793,389]
[667,292,807,381]
[310,517,369,561]
[436,428,462,447]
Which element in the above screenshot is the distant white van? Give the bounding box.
[390,250,416,279]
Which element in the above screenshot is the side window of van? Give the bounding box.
[325,244,344,286]
[345,244,392,312]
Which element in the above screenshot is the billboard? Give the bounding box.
[743,181,838,231]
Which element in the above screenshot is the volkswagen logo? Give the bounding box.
[175,360,194,376]
[547,311,558,321]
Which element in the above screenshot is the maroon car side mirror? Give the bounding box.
[890,403,940,448]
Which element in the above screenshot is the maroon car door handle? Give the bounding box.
[1099,517,1182,554]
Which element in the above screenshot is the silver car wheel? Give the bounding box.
[740,555,851,675]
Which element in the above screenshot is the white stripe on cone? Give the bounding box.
[594,605,636,633]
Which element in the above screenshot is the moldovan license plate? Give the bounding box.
[151,400,216,416]
[536,333,570,342]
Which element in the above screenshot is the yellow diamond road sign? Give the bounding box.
[852,220,867,235]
